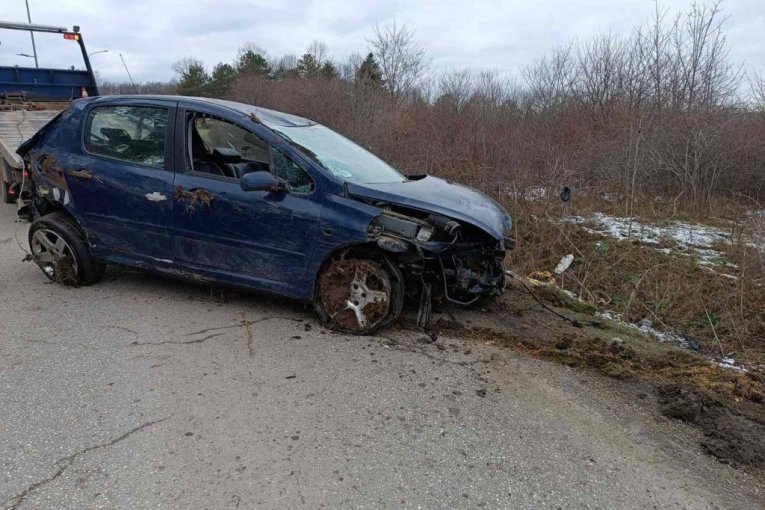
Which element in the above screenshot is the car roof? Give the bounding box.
[88,95,316,128]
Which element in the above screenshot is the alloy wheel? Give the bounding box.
[30,228,79,284]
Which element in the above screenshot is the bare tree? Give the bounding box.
[306,40,329,65]
[751,72,765,113]
[575,33,629,117]
[271,53,298,78]
[471,71,513,107]
[437,69,474,111]
[369,21,430,103]
[171,57,204,78]
[236,42,268,61]
[523,42,575,111]
[637,2,675,110]
[339,52,364,81]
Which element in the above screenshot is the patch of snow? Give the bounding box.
[565,212,765,279]
[506,186,548,201]
[717,359,747,372]
[598,310,691,349]
[560,288,590,303]
[569,213,734,248]
[597,311,749,372]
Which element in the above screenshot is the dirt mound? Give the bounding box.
[658,384,765,467]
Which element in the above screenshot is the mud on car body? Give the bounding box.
[18,96,514,334]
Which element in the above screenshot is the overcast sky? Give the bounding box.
[1,0,763,83]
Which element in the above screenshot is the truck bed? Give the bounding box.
[0,108,63,169]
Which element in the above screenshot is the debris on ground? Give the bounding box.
[658,384,765,466]
[554,254,574,275]
[401,276,765,467]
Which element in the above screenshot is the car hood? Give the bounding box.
[347,176,512,240]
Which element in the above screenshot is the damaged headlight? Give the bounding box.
[375,213,419,238]
[371,210,461,245]
[416,226,434,242]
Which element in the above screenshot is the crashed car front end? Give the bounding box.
[367,205,512,306]
[331,173,513,324]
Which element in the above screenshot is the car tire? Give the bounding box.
[2,181,14,204]
[315,257,404,335]
[28,212,106,286]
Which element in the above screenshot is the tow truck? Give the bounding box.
[0,21,98,214]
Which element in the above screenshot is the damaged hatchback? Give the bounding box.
[18,96,514,334]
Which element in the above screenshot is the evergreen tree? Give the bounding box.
[355,53,384,87]
[173,58,210,96]
[236,49,271,77]
[209,62,237,97]
[296,53,321,77]
[320,61,339,79]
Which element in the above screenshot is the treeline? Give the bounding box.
[103,1,765,212]
[167,40,363,98]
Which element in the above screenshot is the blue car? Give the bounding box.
[18,96,514,333]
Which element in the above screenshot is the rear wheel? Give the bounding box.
[28,213,105,286]
[315,257,404,335]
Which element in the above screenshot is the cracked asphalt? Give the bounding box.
[0,203,763,509]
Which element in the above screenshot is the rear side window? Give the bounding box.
[84,106,168,169]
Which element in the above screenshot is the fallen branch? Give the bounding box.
[241,311,255,357]
[703,304,726,358]
[516,276,584,328]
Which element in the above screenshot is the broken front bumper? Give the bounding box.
[369,210,510,306]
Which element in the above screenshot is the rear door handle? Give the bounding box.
[68,169,93,180]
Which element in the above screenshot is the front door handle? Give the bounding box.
[68,169,94,180]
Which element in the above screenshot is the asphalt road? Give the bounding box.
[0,202,762,509]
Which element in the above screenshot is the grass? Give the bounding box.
[493,190,765,368]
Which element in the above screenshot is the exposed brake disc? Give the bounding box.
[319,259,391,333]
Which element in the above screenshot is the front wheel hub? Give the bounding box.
[319,259,391,333]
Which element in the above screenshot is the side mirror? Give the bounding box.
[240,171,287,193]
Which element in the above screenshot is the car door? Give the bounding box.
[63,99,176,261]
[171,107,323,290]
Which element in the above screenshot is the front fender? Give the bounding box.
[299,193,382,298]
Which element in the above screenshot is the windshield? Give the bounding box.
[266,123,405,184]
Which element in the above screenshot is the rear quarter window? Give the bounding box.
[84,106,168,169]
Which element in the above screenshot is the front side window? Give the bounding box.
[272,148,315,193]
[85,106,168,168]
[187,113,314,193]
[193,115,270,163]
[188,114,271,178]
